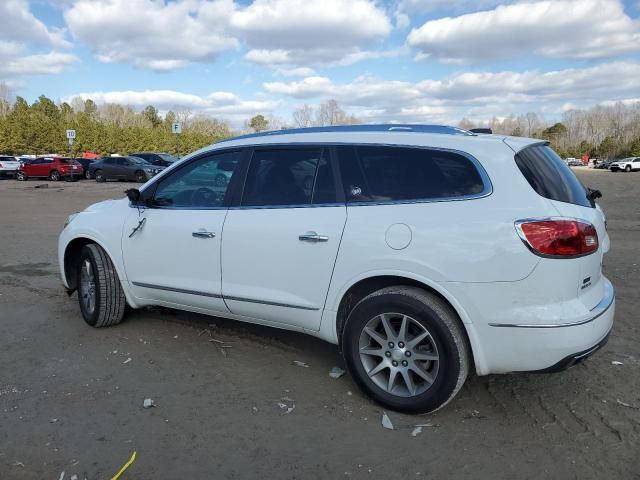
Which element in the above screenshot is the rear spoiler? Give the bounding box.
[469,128,493,134]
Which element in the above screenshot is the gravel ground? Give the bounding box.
[0,169,639,479]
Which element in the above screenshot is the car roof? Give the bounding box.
[197,124,541,157]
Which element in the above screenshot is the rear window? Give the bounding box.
[338,145,487,203]
[515,144,593,208]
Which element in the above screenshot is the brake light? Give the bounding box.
[516,219,598,257]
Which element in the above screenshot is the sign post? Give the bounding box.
[172,122,182,157]
[66,129,76,157]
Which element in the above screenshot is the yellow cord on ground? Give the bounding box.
[110,451,137,480]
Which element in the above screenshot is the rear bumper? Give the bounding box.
[523,333,609,373]
[466,279,615,374]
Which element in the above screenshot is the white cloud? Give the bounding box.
[264,61,640,123]
[398,0,507,14]
[0,1,75,81]
[62,0,394,72]
[1,50,77,77]
[63,89,281,125]
[232,0,393,69]
[0,0,70,49]
[64,0,238,71]
[408,0,640,62]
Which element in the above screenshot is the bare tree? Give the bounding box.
[293,104,314,128]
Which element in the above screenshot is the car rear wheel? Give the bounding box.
[16,171,27,181]
[94,169,105,182]
[49,170,61,181]
[342,286,469,414]
[85,169,92,179]
[77,244,126,327]
[135,170,146,183]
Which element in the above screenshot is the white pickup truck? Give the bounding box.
[0,156,21,177]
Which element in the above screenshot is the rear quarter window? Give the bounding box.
[515,144,593,208]
[338,145,487,203]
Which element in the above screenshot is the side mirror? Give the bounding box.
[126,188,142,204]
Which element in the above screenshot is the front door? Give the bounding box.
[221,147,347,330]
[122,150,243,313]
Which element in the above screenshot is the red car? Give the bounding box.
[16,157,84,181]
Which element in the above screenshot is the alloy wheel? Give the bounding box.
[359,313,439,397]
[79,259,96,316]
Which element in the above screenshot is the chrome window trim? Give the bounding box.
[136,142,492,210]
[489,282,614,328]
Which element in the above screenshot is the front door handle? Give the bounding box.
[192,231,216,239]
[299,231,329,242]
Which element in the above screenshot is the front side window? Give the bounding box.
[241,148,335,206]
[152,151,241,208]
[337,145,485,203]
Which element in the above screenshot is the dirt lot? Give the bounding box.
[0,169,639,480]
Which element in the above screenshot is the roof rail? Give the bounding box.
[217,124,475,143]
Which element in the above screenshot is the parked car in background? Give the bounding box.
[609,157,640,172]
[566,158,583,167]
[88,156,164,183]
[75,157,101,179]
[593,159,614,170]
[0,155,21,178]
[16,157,83,181]
[59,124,614,414]
[130,152,179,168]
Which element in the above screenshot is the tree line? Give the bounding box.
[1,86,638,160]
[460,102,640,159]
[0,94,233,157]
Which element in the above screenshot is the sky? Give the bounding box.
[1,0,640,127]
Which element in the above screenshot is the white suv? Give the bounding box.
[609,157,640,172]
[58,125,615,413]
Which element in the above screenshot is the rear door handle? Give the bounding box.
[299,231,329,242]
[192,231,216,239]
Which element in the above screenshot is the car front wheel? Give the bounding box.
[77,244,126,327]
[625,165,632,172]
[342,286,469,414]
[135,170,146,183]
[16,171,27,181]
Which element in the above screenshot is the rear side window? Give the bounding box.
[242,148,335,206]
[515,145,593,208]
[337,145,486,203]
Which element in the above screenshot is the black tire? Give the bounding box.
[135,170,146,183]
[95,169,105,182]
[625,165,632,172]
[342,286,469,414]
[16,171,27,181]
[49,170,61,181]
[85,169,92,180]
[77,244,126,327]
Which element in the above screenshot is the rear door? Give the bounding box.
[221,146,346,330]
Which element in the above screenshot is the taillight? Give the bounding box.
[515,219,598,258]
